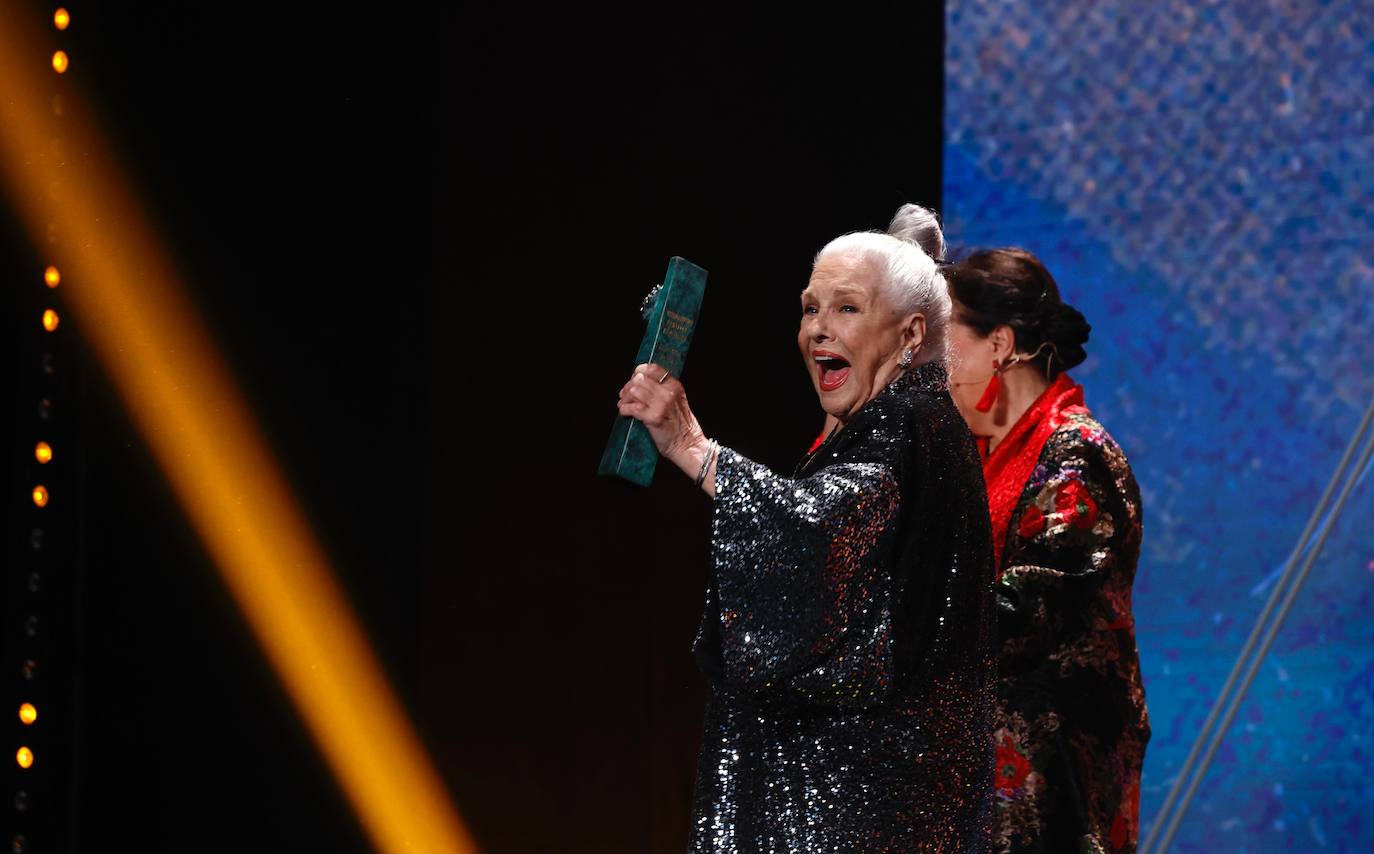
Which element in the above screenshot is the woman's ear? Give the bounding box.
[904,313,927,352]
[988,324,1016,361]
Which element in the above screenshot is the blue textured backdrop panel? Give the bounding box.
[944,2,1374,850]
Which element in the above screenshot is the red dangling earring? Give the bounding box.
[974,360,1002,413]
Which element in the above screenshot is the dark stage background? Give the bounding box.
[3,5,943,851]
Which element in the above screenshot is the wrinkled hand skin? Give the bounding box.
[617,362,711,487]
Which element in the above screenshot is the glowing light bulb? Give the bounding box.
[18,704,37,725]
[32,486,49,508]
[51,51,69,74]
[16,747,33,769]
[35,442,52,464]
[44,266,60,288]
[42,309,59,332]
[54,8,71,30]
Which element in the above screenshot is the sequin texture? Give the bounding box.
[691,362,997,852]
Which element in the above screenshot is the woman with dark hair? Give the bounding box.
[945,248,1150,854]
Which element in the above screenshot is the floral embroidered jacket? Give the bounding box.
[991,402,1150,854]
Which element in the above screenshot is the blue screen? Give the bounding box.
[944,3,1374,850]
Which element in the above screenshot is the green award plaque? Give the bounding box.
[598,256,708,486]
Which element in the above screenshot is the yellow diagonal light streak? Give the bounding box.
[0,10,474,853]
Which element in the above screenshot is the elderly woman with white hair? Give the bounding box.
[617,210,996,851]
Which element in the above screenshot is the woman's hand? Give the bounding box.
[617,363,715,492]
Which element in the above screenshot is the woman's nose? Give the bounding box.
[805,315,831,342]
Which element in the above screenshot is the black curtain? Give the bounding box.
[3,4,944,851]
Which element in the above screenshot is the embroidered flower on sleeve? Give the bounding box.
[1017,505,1047,538]
[995,733,1032,796]
[1054,478,1098,530]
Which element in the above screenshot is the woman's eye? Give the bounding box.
[840,305,858,313]
[803,305,818,315]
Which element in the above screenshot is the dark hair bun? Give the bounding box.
[947,247,1091,378]
[1040,302,1091,371]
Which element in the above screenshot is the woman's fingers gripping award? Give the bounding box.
[619,363,666,419]
[618,363,698,459]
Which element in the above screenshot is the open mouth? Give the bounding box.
[814,351,851,392]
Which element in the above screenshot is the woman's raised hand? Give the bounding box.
[617,363,713,489]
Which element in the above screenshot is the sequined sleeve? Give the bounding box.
[707,446,903,707]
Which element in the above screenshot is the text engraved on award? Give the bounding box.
[655,309,695,375]
[662,310,694,343]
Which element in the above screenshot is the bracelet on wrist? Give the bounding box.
[694,439,718,487]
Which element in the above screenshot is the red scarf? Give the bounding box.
[980,374,1086,570]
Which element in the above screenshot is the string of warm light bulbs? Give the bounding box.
[12,11,74,854]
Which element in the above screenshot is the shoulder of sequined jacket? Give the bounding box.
[818,362,995,683]
[817,361,969,477]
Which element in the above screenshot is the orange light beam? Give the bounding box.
[0,10,475,853]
